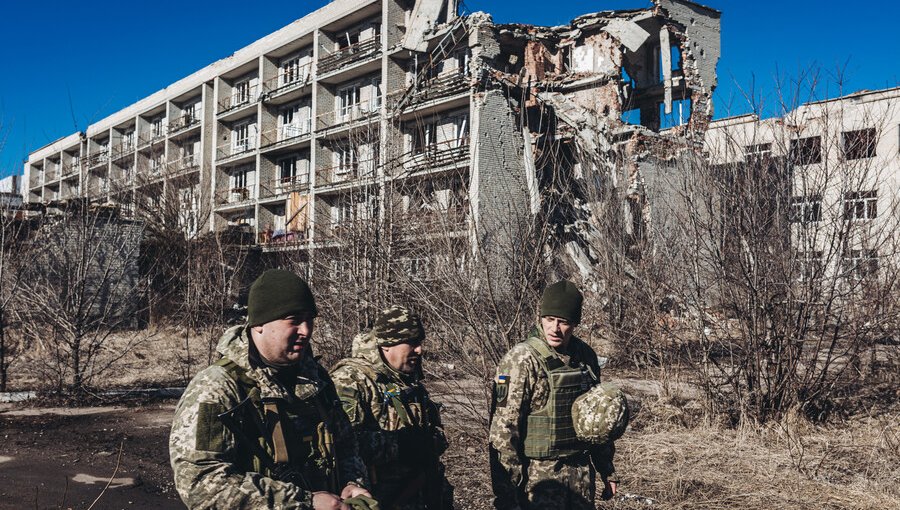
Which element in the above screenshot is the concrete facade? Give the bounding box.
[25,0,721,279]
[705,87,900,282]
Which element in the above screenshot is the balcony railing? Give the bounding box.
[260,227,309,246]
[405,139,470,170]
[215,184,257,206]
[85,152,109,169]
[318,37,380,75]
[317,159,376,186]
[406,72,470,106]
[62,160,81,177]
[317,100,381,131]
[263,64,313,97]
[260,174,311,198]
[317,219,374,242]
[169,111,202,133]
[138,128,167,148]
[168,154,200,175]
[218,84,259,114]
[398,208,468,233]
[260,120,312,148]
[111,142,135,161]
[217,139,257,161]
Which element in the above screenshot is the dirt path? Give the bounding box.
[0,401,182,509]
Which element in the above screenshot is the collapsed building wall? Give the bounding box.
[453,0,720,286]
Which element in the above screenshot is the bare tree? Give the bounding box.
[13,203,145,390]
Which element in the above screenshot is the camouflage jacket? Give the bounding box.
[331,332,451,509]
[169,325,369,509]
[489,327,616,508]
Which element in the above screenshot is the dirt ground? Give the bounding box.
[2,329,899,509]
[3,376,899,510]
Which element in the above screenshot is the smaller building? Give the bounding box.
[0,174,23,209]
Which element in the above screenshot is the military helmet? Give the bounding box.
[571,382,629,444]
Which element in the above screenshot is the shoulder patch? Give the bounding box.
[196,402,226,452]
[493,378,509,408]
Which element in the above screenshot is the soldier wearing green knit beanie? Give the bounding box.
[170,269,377,509]
[489,280,620,510]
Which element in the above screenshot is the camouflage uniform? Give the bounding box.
[169,325,369,509]
[489,327,616,510]
[331,308,452,510]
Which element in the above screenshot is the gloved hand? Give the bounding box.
[343,495,380,510]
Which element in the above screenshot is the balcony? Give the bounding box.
[317,159,376,187]
[260,121,312,150]
[44,166,59,182]
[259,227,309,248]
[317,101,381,132]
[260,174,310,198]
[168,154,200,176]
[169,111,201,135]
[138,129,167,149]
[218,84,259,115]
[111,142,135,162]
[405,73,470,107]
[217,139,257,162]
[317,219,373,243]
[398,208,468,234]
[318,37,380,75]
[263,65,313,101]
[215,184,256,206]
[404,139,470,171]
[85,152,109,169]
[62,160,81,178]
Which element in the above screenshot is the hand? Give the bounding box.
[601,480,617,500]
[312,491,350,510]
[340,484,372,499]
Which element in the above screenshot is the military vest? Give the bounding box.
[521,336,596,460]
[216,357,340,492]
[332,357,440,432]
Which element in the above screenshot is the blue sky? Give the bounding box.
[1,0,897,178]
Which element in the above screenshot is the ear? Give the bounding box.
[251,324,265,335]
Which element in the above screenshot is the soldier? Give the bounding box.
[331,306,453,510]
[489,280,619,510]
[169,269,376,510]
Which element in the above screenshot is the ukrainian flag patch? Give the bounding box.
[496,374,510,384]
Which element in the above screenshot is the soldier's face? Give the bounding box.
[541,315,575,350]
[380,339,423,374]
[252,313,315,365]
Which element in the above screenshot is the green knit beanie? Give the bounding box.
[540,280,583,324]
[247,269,318,327]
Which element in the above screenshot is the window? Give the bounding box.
[233,79,252,105]
[790,195,822,223]
[337,30,361,51]
[843,190,877,220]
[233,122,253,152]
[796,251,823,282]
[123,130,135,149]
[790,136,821,166]
[335,145,357,175]
[842,128,877,160]
[281,56,300,85]
[369,77,382,111]
[279,156,297,183]
[338,84,360,119]
[413,121,438,153]
[148,152,163,174]
[183,102,197,123]
[745,143,771,159]
[231,167,249,190]
[842,248,878,280]
[152,117,165,137]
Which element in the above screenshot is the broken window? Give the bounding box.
[790,136,822,166]
[412,120,438,154]
[789,195,822,223]
[843,190,877,220]
[842,128,877,160]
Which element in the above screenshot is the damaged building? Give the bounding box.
[24,0,720,282]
